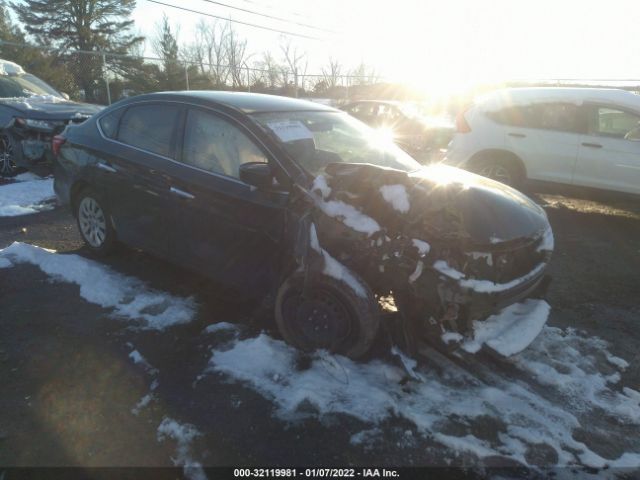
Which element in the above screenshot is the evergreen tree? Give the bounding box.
[153,15,184,91]
[12,0,143,101]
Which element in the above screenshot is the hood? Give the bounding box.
[318,163,549,247]
[0,95,103,120]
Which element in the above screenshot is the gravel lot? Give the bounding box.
[1,178,639,476]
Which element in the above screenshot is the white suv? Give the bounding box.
[444,87,640,195]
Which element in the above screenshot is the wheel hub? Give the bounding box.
[79,197,107,248]
[286,290,352,350]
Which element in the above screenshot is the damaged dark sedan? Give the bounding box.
[52,91,553,360]
[0,59,102,177]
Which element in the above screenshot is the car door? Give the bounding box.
[166,106,289,294]
[501,103,581,184]
[575,104,640,194]
[97,102,182,256]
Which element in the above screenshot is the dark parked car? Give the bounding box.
[0,59,102,177]
[341,100,454,162]
[53,91,553,359]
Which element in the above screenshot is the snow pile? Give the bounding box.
[433,259,548,294]
[0,242,197,329]
[513,327,640,424]
[462,299,550,356]
[379,184,410,213]
[311,175,331,199]
[0,173,55,216]
[0,94,65,109]
[203,322,238,334]
[316,199,380,236]
[0,60,25,76]
[128,347,160,415]
[411,239,430,256]
[206,328,640,468]
[310,222,367,298]
[157,417,207,480]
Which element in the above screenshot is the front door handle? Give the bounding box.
[582,142,603,149]
[508,132,526,138]
[170,187,195,200]
[97,162,117,173]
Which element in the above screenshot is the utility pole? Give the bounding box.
[102,54,111,105]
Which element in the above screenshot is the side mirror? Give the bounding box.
[239,162,273,189]
[60,92,70,100]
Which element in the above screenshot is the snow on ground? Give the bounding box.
[0,173,56,216]
[157,417,207,480]
[0,242,196,329]
[462,299,550,356]
[206,325,640,469]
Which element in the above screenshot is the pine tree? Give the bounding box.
[12,0,143,101]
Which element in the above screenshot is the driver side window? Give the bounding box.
[182,109,268,178]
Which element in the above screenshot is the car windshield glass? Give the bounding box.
[0,73,61,98]
[250,111,421,175]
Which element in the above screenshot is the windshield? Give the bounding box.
[0,73,62,98]
[250,110,421,175]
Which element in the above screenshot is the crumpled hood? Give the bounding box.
[318,163,549,247]
[0,95,103,120]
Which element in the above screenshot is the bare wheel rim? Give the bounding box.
[479,163,512,185]
[79,197,107,248]
[0,135,16,175]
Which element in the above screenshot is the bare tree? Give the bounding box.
[322,57,342,89]
[350,61,379,86]
[280,37,306,97]
[255,51,282,89]
[226,25,249,88]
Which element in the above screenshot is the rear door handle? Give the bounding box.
[582,142,603,148]
[170,187,195,200]
[508,132,526,138]
[97,162,117,173]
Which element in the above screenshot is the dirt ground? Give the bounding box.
[0,183,639,475]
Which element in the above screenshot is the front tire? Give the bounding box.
[275,271,380,359]
[75,189,116,255]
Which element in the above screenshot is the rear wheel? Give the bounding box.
[75,189,116,255]
[472,154,525,189]
[275,271,380,359]
[0,133,21,178]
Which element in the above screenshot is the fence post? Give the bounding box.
[185,65,190,90]
[102,54,111,105]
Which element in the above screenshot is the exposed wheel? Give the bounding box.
[75,189,116,255]
[275,271,380,359]
[473,155,524,189]
[0,133,21,177]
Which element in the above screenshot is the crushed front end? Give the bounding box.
[307,162,553,357]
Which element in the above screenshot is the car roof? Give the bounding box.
[477,87,640,112]
[121,91,337,114]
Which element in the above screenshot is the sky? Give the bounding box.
[132,0,640,96]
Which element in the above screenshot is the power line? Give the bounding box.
[235,0,315,22]
[144,0,323,40]
[198,0,338,34]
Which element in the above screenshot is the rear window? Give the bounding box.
[487,103,580,133]
[118,104,180,158]
[98,108,125,139]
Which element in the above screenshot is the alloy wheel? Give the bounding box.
[78,197,108,248]
[479,163,513,185]
[0,135,17,177]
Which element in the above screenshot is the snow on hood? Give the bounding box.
[0,59,25,76]
[1,94,67,109]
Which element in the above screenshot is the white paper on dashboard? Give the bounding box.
[267,120,314,142]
